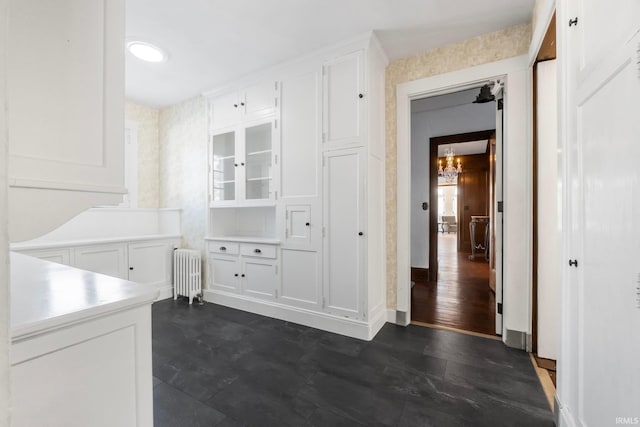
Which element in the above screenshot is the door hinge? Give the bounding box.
[285,210,289,220]
[497,201,504,213]
[569,17,578,27]
[275,119,278,129]
[274,191,278,200]
[322,132,326,142]
[497,99,504,110]
[497,303,503,315]
[275,265,278,275]
[274,154,278,164]
[322,156,325,167]
[275,97,278,107]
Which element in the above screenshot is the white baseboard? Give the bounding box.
[203,289,383,341]
[386,309,396,323]
[156,285,174,301]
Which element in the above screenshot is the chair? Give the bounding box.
[441,215,457,233]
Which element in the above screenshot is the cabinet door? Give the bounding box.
[280,249,319,310]
[243,121,274,202]
[323,51,364,148]
[73,244,128,280]
[209,255,240,293]
[211,130,238,204]
[242,81,276,120]
[242,258,277,300]
[323,148,365,319]
[210,92,241,130]
[285,205,311,246]
[128,242,171,287]
[19,248,71,266]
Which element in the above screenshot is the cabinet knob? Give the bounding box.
[233,103,238,108]
[358,93,364,99]
[234,163,238,167]
[220,246,226,251]
[569,259,578,267]
[129,267,134,270]
[234,273,238,277]
[240,102,245,106]
[358,232,364,236]
[241,162,245,166]
[254,248,262,254]
[241,274,245,277]
[305,222,310,226]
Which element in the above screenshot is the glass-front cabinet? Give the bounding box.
[210,119,275,206]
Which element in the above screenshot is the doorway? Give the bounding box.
[411,122,498,335]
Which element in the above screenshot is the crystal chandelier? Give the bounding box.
[438,147,462,183]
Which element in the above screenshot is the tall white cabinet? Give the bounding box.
[204,33,387,340]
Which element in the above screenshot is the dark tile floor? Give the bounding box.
[152,299,553,427]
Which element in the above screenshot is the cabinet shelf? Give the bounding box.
[246,177,272,182]
[212,154,235,160]
[246,149,272,156]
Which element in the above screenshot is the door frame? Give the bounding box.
[428,130,495,281]
[395,55,532,341]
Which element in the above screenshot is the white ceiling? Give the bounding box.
[126,0,534,108]
[438,140,488,157]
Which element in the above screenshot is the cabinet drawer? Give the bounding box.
[240,243,277,259]
[208,241,240,255]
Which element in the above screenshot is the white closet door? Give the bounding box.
[323,148,365,319]
[322,51,364,148]
[280,249,320,310]
[559,0,640,425]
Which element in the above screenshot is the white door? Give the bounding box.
[73,244,128,279]
[242,258,277,300]
[323,51,364,148]
[559,0,640,424]
[323,148,365,319]
[494,92,504,335]
[128,242,170,287]
[210,130,238,205]
[209,256,240,293]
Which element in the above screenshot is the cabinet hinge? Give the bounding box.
[275,265,278,275]
[497,201,504,213]
[274,191,278,200]
[497,303,503,315]
[322,132,326,142]
[275,289,278,298]
[275,119,278,129]
[322,226,326,237]
[275,98,278,107]
[322,297,325,308]
[322,156,325,167]
[285,229,288,239]
[569,17,578,27]
[274,81,278,90]
[274,154,278,164]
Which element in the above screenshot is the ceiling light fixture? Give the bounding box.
[127,41,167,63]
[438,146,462,183]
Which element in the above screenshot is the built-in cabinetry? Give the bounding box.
[203,33,387,340]
[7,0,127,242]
[14,238,179,300]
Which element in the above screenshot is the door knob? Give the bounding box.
[358,232,364,236]
[305,222,310,226]
[129,267,134,270]
[358,93,364,99]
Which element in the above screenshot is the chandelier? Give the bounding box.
[438,147,462,183]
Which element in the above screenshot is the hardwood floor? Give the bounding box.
[411,233,496,336]
[152,299,553,426]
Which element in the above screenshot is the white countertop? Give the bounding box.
[205,236,281,244]
[10,253,159,341]
[11,234,181,251]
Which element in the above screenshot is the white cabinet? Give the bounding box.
[7,0,126,242]
[203,35,387,340]
[323,50,365,149]
[128,241,172,288]
[73,244,128,280]
[209,81,277,130]
[210,119,277,206]
[323,148,365,319]
[207,240,278,301]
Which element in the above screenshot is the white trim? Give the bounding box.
[386,309,396,323]
[203,289,385,340]
[528,0,557,66]
[395,54,530,321]
[9,178,127,194]
[156,285,174,301]
[557,397,578,427]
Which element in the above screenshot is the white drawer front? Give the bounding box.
[208,241,240,255]
[240,243,277,259]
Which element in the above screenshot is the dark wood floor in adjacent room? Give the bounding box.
[412,233,496,336]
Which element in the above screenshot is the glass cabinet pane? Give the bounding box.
[212,131,236,201]
[245,123,272,200]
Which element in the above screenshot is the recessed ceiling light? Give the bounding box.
[127,41,167,63]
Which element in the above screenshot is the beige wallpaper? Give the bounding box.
[158,96,208,261]
[125,100,160,208]
[384,23,532,309]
